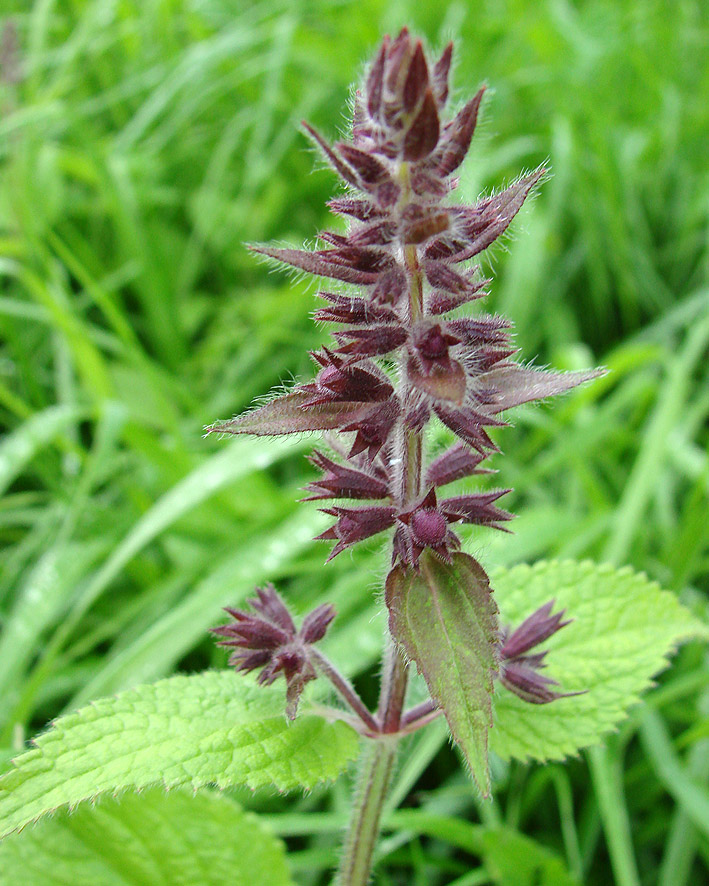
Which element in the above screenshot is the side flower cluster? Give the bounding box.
[498,601,581,704]
[207,27,600,569]
[212,585,335,719]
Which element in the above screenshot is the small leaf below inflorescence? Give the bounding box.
[385,551,498,795]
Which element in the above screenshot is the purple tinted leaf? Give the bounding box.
[205,392,378,436]
[250,244,380,285]
[301,121,360,188]
[475,365,606,413]
[385,551,499,795]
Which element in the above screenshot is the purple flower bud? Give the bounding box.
[394,489,460,566]
[410,508,448,546]
[431,42,453,106]
[500,600,572,659]
[300,603,337,643]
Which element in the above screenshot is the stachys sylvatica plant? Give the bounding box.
[0,28,706,886]
[208,23,599,791]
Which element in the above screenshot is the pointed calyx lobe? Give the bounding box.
[206,27,604,569]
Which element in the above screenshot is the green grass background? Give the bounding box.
[0,0,708,883]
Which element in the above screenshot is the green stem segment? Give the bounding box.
[336,738,398,886]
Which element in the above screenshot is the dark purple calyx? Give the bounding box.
[212,585,336,719]
[497,601,582,704]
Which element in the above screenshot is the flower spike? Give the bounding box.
[209,31,604,736]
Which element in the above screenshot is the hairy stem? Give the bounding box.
[378,640,410,733]
[335,737,398,886]
[310,648,379,734]
[336,161,426,885]
[400,699,442,731]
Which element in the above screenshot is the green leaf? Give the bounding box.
[0,671,359,838]
[491,560,708,762]
[386,551,498,795]
[0,787,292,885]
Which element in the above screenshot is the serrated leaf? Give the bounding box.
[0,671,359,838]
[0,787,292,885]
[386,551,498,795]
[491,560,708,762]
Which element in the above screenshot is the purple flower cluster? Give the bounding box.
[213,585,335,719]
[210,29,599,713]
[208,28,599,569]
[498,601,582,704]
